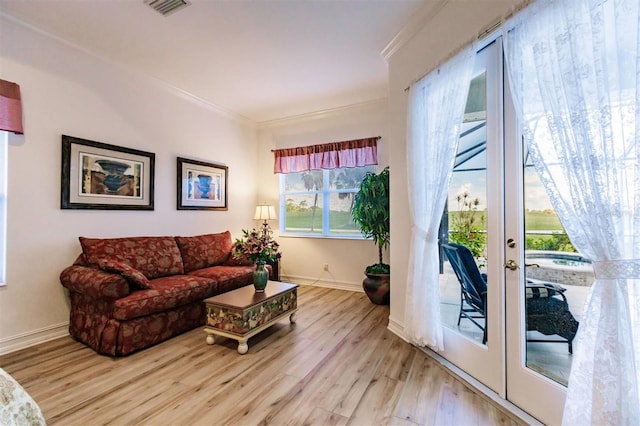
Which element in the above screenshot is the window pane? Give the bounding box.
[329,166,374,190]
[328,192,360,235]
[284,194,323,234]
[284,170,323,192]
[281,165,375,237]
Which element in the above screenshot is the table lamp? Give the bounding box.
[254,204,277,238]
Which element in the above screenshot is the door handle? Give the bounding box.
[505,259,519,270]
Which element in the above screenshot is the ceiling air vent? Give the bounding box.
[144,0,190,16]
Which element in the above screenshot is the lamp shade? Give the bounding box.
[254,204,277,221]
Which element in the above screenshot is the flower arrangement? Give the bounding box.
[232,228,281,264]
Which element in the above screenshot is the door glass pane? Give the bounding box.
[440,71,489,345]
[523,147,591,385]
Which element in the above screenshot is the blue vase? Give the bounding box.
[253,261,269,292]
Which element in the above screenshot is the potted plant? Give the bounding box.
[352,166,390,305]
[232,228,281,292]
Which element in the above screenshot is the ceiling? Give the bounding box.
[0,0,427,123]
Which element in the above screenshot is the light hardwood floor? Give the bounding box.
[0,285,524,425]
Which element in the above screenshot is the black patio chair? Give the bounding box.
[442,243,488,344]
[442,242,579,352]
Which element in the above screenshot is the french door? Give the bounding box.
[437,38,504,395]
[436,36,588,424]
[502,73,569,425]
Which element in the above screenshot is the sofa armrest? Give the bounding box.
[60,265,130,299]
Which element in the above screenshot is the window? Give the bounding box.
[0,132,7,285]
[280,165,375,237]
[0,78,23,286]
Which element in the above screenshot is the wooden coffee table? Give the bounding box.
[203,281,298,354]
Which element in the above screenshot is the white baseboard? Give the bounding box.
[280,274,362,293]
[0,322,69,355]
[387,317,409,342]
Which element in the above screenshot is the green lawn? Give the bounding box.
[448,209,573,251]
[285,209,361,234]
[524,210,564,231]
[285,208,565,237]
[448,210,564,231]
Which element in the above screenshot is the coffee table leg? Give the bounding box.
[237,340,249,354]
[206,334,216,345]
[290,313,297,323]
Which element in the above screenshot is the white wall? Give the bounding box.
[0,0,524,354]
[256,100,389,291]
[385,0,525,334]
[0,16,259,353]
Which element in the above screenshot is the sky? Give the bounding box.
[448,168,554,212]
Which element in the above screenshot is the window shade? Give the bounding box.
[272,137,379,174]
[0,79,23,134]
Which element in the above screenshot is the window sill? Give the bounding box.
[279,233,367,241]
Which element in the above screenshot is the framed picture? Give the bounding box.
[61,135,155,210]
[177,157,228,210]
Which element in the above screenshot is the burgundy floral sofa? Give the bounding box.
[59,231,258,356]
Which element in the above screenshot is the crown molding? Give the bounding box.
[257,98,388,129]
[0,12,257,129]
[381,0,450,61]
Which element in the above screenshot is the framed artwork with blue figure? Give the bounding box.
[61,135,155,210]
[177,157,228,210]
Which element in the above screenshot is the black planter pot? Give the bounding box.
[362,272,390,305]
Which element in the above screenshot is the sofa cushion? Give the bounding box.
[112,275,217,320]
[72,253,89,266]
[96,259,151,290]
[79,236,184,279]
[188,265,255,293]
[174,231,233,273]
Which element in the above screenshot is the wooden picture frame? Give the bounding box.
[61,135,155,210]
[177,157,228,210]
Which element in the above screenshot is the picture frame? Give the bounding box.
[177,157,228,210]
[61,135,155,210]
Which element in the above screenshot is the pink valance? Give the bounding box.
[0,79,23,134]
[272,137,379,174]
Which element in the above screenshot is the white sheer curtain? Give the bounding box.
[405,47,475,349]
[504,0,640,423]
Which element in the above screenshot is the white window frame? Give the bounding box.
[0,132,7,286]
[279,166,373,239]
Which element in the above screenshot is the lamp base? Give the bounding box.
[261,221,270,239]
